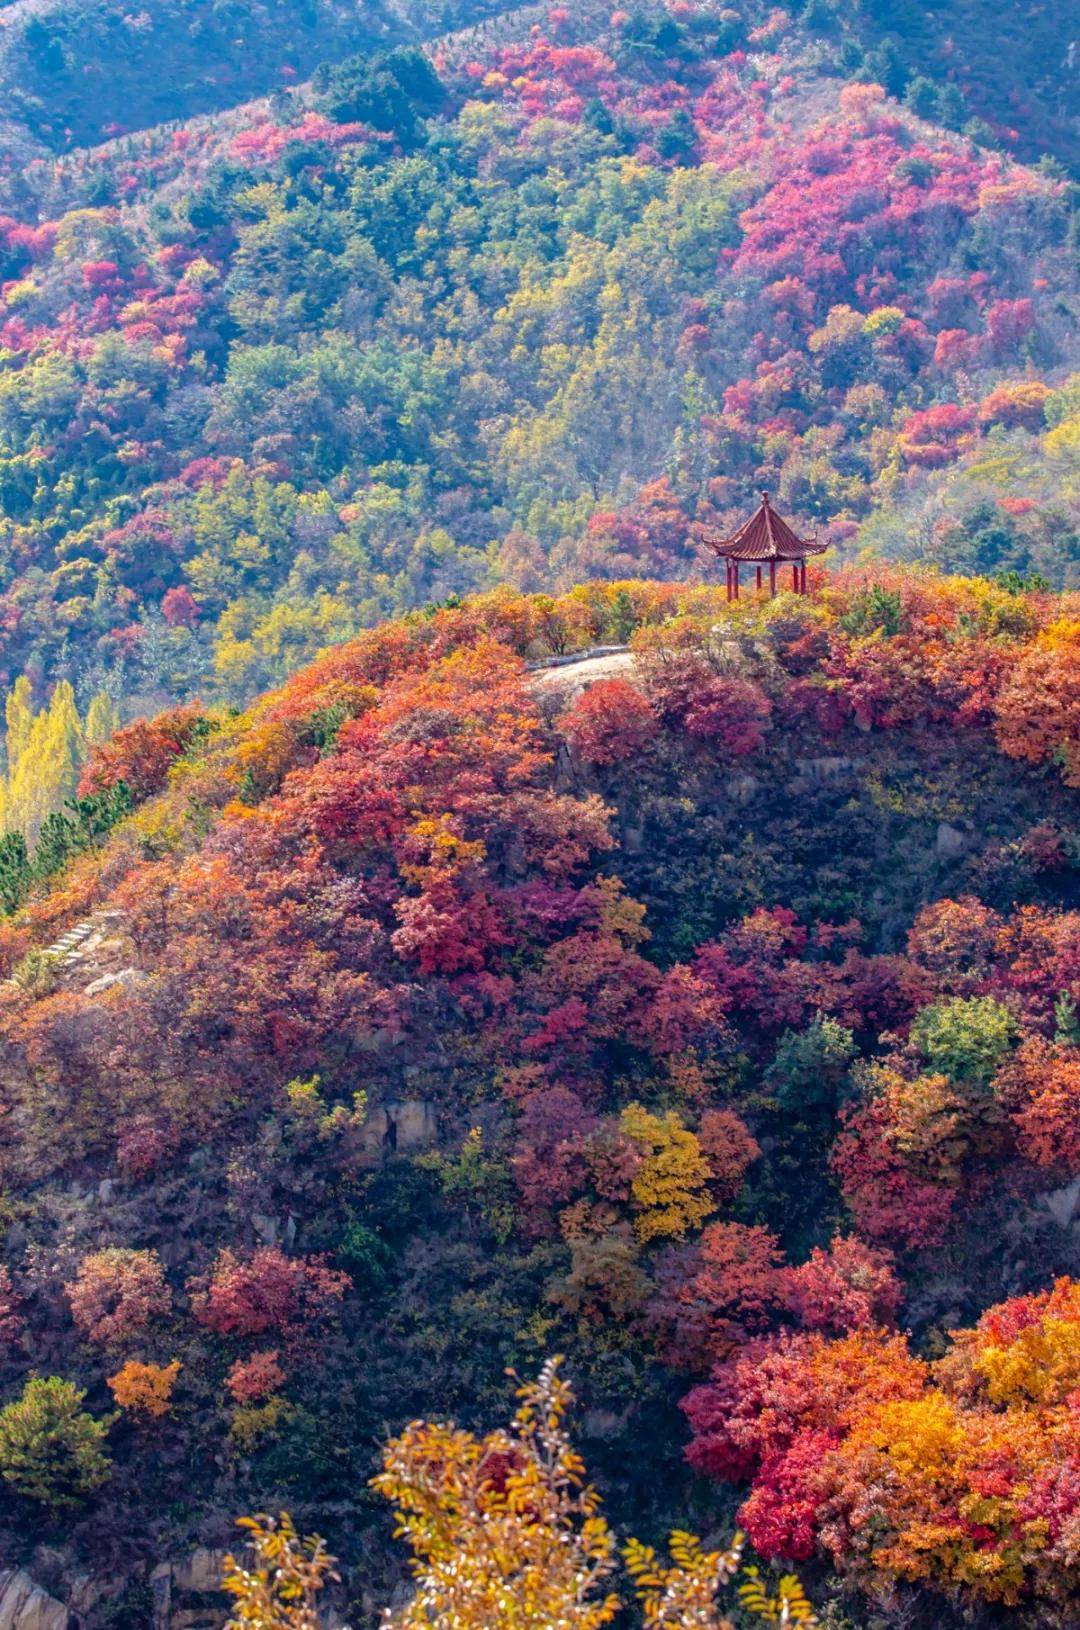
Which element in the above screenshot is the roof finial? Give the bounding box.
[760,489,770,502]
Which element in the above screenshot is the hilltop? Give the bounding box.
[0,0,1075,718]
[0,567,1077,1624]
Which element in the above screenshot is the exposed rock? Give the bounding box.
[936,821,969,860]
[621,819,644,854]
[530,648,634,703]
[171,1550,228,1596]
[794,755,855,786]
[0,1572,71,1630]
[1042,1174,1080,1228]
[725,773,759,804]
[60,1579,99,1623]
[150,1550,229,1630]
[358,1099,438,1164]
[150,1565,171,1630]
[583,1408,623,1440]
[528,644,629,672]
[82,967,147,998]
[251,1211,279,1245]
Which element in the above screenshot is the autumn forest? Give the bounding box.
[0,2,1077,1628]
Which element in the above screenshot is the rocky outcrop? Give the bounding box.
[0,1572,70,1630]
[793,755,856,788]
[724,773,760,805]
[82,967,147,998]
[530,647,634,703]
[358,1099,438,1164]
[150,1550,229,1630]
[936,821,971,860]
[149,1548,352,1629]
[1042,1174,1080,1228]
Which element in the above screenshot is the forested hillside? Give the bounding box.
[0,0,1076,724]
[0,568,1078,1626]
[0,0,510,154]
[802,0,1080,175]
[0,3,1079,1625]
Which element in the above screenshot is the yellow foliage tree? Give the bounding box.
[85,691,121,746]
[5,677,33,771]
[619,1103,716,1241]
[224,1360,817,1629]
[373,1356,621,1629]
[223,1513,338,1630]
[0,677,114,843]
[624,1529,744,1628]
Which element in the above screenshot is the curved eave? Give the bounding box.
[702,494,823,562]
[703,536,827,562]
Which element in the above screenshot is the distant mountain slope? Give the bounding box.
[0,0,516,154]
[0,0,1076,722]
[829,0,1080,175]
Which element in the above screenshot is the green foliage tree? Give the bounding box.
[0,833,31,916]
[0,1377,112,1513]
[910,996,1017,1085]
[765,1015,857,1111]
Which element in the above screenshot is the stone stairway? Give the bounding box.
[43,918,97,964]
[4,910,131,995]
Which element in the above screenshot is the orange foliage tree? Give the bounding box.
[684,1280,1080,1605]
[66,1248,172,1345]
[107,1359,181,1419]
[994,622,1080,786]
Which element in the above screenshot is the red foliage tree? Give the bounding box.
[697,1109,760,1201]
[78,704,206,800]
[116,1114,180,1180]
[682,676,772,752]
[780,1235,901,1335]
[161,585,201,628]
[830,1099,956,1249]
[647,1222,786,1372]
[993,1037,1080,1172]
[0,1268,25,1345]
[906,896,1002,992]
[227,1349,286,1403]
[190,1248,350,1342]
[557,679,656,766]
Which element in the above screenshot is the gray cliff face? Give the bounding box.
[0,1572,70,1630]
[1,1549,355,1629]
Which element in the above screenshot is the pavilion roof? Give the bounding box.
[703,492,827,562]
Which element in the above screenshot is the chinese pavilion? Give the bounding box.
[704,492,826,601]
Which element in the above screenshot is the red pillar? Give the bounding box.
[756,565,762,591]
[725,562,733,603]
[769,559,777,596]
[801,562,808,593]
[792,562,799,591]
[733,562,740,600]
